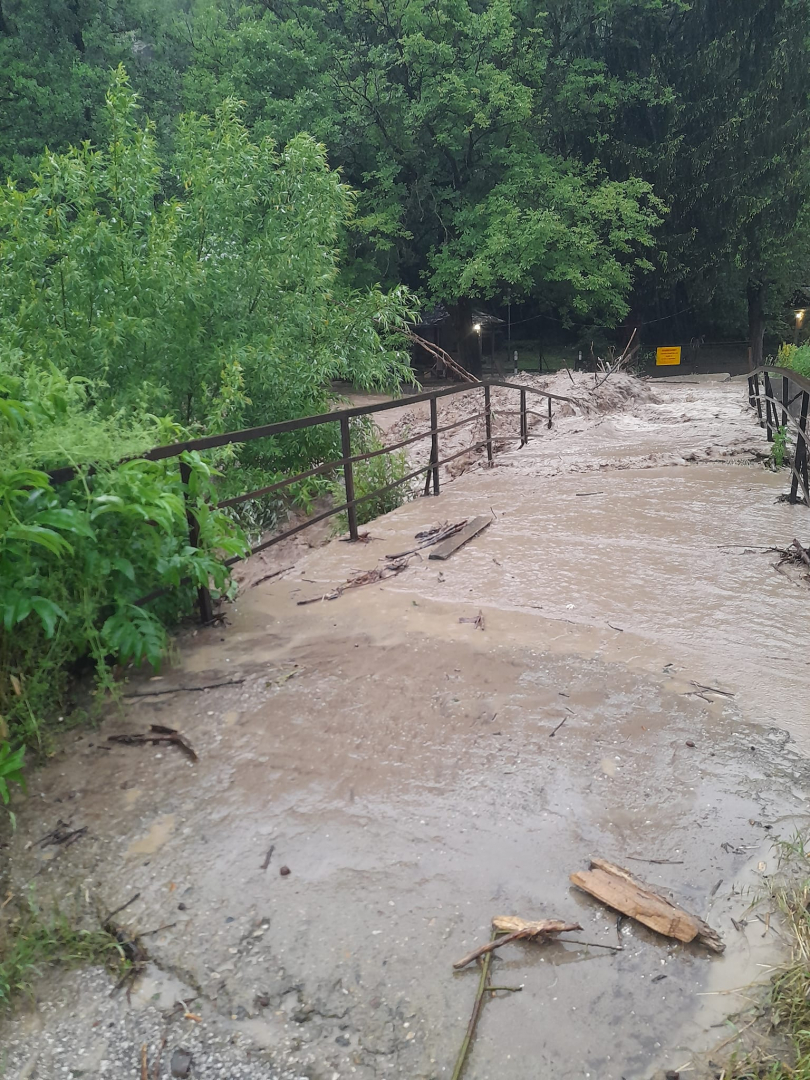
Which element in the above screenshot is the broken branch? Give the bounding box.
[453,918,582,970]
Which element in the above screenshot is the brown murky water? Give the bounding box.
[3,376,809,1080]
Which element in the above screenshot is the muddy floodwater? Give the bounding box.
[3,375,810,1080]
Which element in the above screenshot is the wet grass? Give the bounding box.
[725,835,810,1080]
[0,896,129,1007]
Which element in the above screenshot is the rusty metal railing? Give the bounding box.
[48,379,570,622]
[748,366,810,505]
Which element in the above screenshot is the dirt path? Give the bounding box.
[3,375,809,1080]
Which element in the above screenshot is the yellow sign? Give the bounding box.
[656,346,682,366]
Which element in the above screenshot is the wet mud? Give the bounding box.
[2,376,809,1080]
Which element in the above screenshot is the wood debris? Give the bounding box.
[297,555,416,605]
[453,916,582,969]
[459,610,485,630]
[387,519,468,559]
[406,329,478,383]
[108,725,198,763]
[570,857,724,952]
[429,515,491,560]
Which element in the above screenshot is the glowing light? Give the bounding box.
[473,322,482,332]
[797,309,806,325]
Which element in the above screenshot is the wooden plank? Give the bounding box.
[428,515,491,560]
[570,858,724,952]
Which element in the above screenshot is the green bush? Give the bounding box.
[0,370,248,754]
[777,343,810,379]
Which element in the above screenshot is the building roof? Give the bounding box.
[411,305,504,330]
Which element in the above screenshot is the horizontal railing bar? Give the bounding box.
[755,393,810,445]
[223,430,530,566]
[47,380,571,486]
[218,411,484,510]
[750,366,810,395]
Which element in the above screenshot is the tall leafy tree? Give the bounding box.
[0,0,185,180]
[0,68,415,438]
[181,0,662,373]
[539,0,810,359]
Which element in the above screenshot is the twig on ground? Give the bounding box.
[104,893,141,923]
[107,725,198,763]
[451,932,496,1080]
[123,678,245,699]
[250,566,294,587]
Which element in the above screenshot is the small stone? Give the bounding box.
[665,1072,680,1080]
[685,740,695,748]
[335,1035,350,1047]
[279,866,291,877]
[178,903,187,910]
[170,1048,193,1078]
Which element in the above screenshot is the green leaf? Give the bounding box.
[5,523,73,556]
[30,596,67,638]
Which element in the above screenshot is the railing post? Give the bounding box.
[340,416,359,540]
[782,375,789,429]
[519,389,527,446]
[753,373,763,425]
[748,375,755,409]
[790,391,809,504]
[484,384,493,465]
[430,395,440,495]
[547,396,552,430]
[179,459,214,625]
[763,371,774,442]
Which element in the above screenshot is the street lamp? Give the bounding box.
[795,309,805,344]
[473,322,482,333]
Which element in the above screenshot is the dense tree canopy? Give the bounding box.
[3,0,810,359]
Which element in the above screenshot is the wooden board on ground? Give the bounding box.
[428,515,491,560]
[570,857,724,952]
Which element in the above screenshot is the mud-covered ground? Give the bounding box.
[2,375,809,1080]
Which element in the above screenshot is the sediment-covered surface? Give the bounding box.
[2,375,808,1080]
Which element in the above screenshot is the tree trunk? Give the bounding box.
[747,280,766,371]
[450,299,482,379]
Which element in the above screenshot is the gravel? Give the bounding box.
[0,967,320,1080]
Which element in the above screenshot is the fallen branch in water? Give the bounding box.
[123,678,245,699]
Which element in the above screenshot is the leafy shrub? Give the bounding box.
[777,343,810,379]
[772,424,789,468]
[0,372,248,753]
[0,741,25,829]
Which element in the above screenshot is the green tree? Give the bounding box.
[0,67,415,445]
[538,0,810,360]
[0,0,185,181]
[181,0,663,373]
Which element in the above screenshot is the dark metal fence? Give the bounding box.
[748,365,810,505]
[48,379,569,622]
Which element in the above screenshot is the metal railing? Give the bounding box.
[48,379,570,622]
[748,366,810,505]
